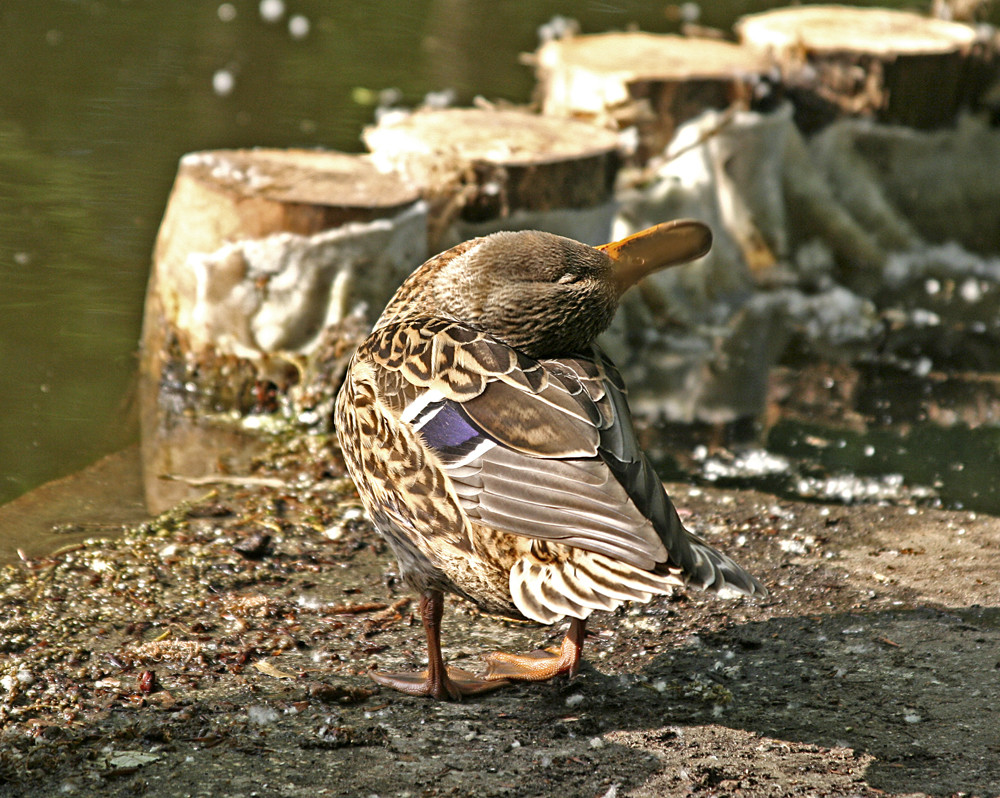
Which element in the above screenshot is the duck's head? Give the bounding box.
[382,220,712,359]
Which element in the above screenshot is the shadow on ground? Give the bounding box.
[592,605,1000,796]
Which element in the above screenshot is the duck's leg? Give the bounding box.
[369,589,509,700]
[482,617,586,681]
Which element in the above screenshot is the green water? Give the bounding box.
[1,0,998,516]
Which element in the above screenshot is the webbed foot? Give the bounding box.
[482,617,586,682]
[370,664,509,700]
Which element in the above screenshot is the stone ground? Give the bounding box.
[0,435,997,798]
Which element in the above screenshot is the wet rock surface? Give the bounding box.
[0,436,997,797]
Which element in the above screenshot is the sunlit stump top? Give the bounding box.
[364,107,621,250]
[145,148,425,363]
[533,32,771,162]
[736,6,988,131]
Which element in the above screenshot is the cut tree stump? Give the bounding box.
[533,32,771,162]
[139,148,426,511]
[363,107,621,251]
[736,5,988,131]
[143,148,424,363]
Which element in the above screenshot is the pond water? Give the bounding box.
[2,0,999,537]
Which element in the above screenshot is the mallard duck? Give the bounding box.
[335,220,765,700]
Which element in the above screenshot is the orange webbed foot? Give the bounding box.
[481,648,578,682]
[482,617,586,682]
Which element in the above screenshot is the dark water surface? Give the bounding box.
[1,0,998,533]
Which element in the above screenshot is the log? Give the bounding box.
[736,5,985,131]
[139,148,427,511]
[363,107,621,250]
[533,32,771,162]
[810,114,1000,255]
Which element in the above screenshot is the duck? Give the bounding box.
[334,220,765,700]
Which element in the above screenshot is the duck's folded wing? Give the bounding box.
[458,361,759,594]
[368,319,763,593]
[563,351,765,597]
[372,320,762,596]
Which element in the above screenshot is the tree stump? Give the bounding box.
[144,149,425,363]
[363,107,621,251]
[139,148,426,511]
[736,6,985,131]
[532,32,771,163]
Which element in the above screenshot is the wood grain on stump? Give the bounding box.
[364,107,621,250]
[736,6,986,130]
[533,32,770,162]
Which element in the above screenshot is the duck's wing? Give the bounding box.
[547,350,765,598]
[366,317,764,598]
